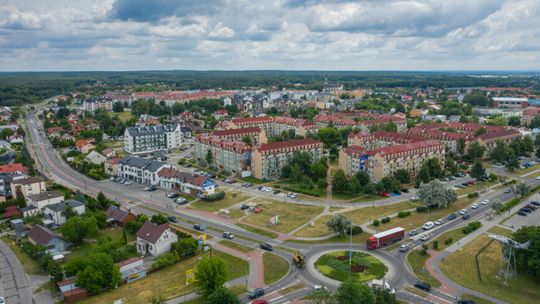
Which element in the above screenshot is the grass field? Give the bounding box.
[189,191,252,212]
[456,180,498,195]
[516,164,540,175]
[487,226,513,237]
[263,253,290,285]
[440,234,540,304]
[369,197,476,231]
[289,232,369,245]
[427,228,468,251]
[1,237,42,274]
[79,250,248,304]
[406,250,442,288]
[459,294,494,304]
[236,223,279,239]
[293,215,334,238]
[64,228,136,262]
[341,201,419,225]
[184,285,246,304]
[315,251,387,282]
[219,240,253,253]
[240,198,324,233]
[112,109,133,122]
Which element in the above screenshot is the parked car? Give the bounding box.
[457,299,476,304]
[422,222,434,230]
[447,213,457,221]
[242,183,253,188]
[471,203,479,209]
[193,224,205,231]
[462,214,470,220]
[273,190,281,195]
[419,234,430,241]
[313,284,327,290]
[259,243,273,251]
[124,181,133,185]
[526,204,537,210]
[167,192,179,198]
[410,196,419,202]
[175,198,188,205]
[414,281,431,292]
[0,296,4,304]
[482,199,490,205]
[459,209,468,215]
[401,188,409,193]
[520,207,533,213]
[530,201,540,206]
[434,219,444,225]
[392,191,401,196]
[518,211,528,216]
[240,204,250,210]
[249,288,265,299]
[168,216,178,223]
[399,244,410,252]
[223,231,234,239]
[287,192,298,198]
[408,229,418,236]
[504,189,512,194]
[252,300,268,304]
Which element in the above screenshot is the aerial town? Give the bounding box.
[1,1,540,304]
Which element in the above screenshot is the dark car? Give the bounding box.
[144,186,157,192]
[259,243,273,251]
[414,281,431,292]
[193,224,205,231]
[462,214,470,220]
[166,192,179,198]
[504,189,512,194]
[249,288,265,299]
[222,231,234,239]
[526,204,537,210]
[240,204,250,210]
[457,300,476,304]
[518,211,528,216]
[168,216,178,223]
[521,207,533,213]
[401,188,409,193]
[447,213,457,221]
[273,190,281,195]
[530,201,540,206]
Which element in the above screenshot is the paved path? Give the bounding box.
[0,240,33,304]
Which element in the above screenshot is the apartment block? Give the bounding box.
[252,138,323,180]
[195,134,253,175]
[212,127,268,145]
[124,124,182,154]
[227,116,318,137]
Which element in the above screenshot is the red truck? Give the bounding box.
[367,227,405,250]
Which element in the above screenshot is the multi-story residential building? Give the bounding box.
[10,176,47,198]
[493,97,528,108]
[82,100,113,112]
[124,124,182,154]
[117,157,172,185]
[228,117,274,135]
[195,134,253,175]
[212,127,267,145]
[227,116,318,137]
[521,107,540,126]
[476,129,522,152]
[315,113,407,132]
[43,200,86,226]
[339,140,446,182]
[252,138,323,180]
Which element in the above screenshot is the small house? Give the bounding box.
[43,200,86,226]
[26,190,65,210]
[136,222,178,257]
[106,205,136,226]
[27,225,68,252]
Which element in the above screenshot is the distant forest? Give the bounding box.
[0,70,539,106]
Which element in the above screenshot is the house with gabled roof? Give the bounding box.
[106,205,136,226]
[136,222,178,256]
[27,224,68,252]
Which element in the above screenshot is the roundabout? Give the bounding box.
[314,250,388,282]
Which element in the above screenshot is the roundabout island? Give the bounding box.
[314,250,388,283]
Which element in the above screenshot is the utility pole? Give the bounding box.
[348,223,352,279]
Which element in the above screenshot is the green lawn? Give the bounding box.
[516,164,540,175]
[288,232,369,245]
[293,215,334,238]
[112,109,133,122]
[459,294,494,304]
[406,250,442,288]
[79,250,247,304]
[341,201,419,225]
[440,234,540,304]
[65,228,136,262]
[189,191,251,212]
[456,180,498,195]
[240,198,324,233]
[263,253,290,285]
[236,223,279,239]
[486,226,513,237]
[1,237,42,274]
[427,228,468,251]
[218,240,253,253]
[315,251,387,282]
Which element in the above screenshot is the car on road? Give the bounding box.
[536,176,540,180]
[193,224,205,231]
[518,211,528,216]
[273,189,281,195]
[447,213,457,221]
[457,299,476,304]
[462,214,470,220]
[414,281,432,292]
[399,244,410,252]
[419,234,430,241]
[410,196,419,202]
[252,300,268,304]
[175,198,188,205]
[124,181,133,185]
[110,176,116,182]
[223,231,234,239]
[392,191,401,196]
[422,221,434,230]
[408,229,418,236]
[482,199,490,205]
[168,216,178,223]
[504,189,512,194]
[167,192,179,198]
[259,243,273,251]
[471,203,479,209]
[435,219,444,225]
[249,288,265,299]
[459,209,468,215]
[144,186,156,192]
[313,284,327,290]
[240,204,250,210]
[287,192,298,199]
[241,183,253,188]
[0,296,4,304]
[520,207,533,213]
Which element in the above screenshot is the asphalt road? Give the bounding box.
[0,241,33,304]
[24,109,537,304]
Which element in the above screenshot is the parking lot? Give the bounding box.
[502,194,540,230]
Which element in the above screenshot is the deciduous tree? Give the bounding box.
[326,214,352,238]
[195,256,228,298]
[418,180,457,209]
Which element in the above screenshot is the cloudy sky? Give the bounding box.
[1,0,539,71]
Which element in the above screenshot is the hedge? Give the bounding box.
[462,221,482,234]
[373,219,380,227]
[203,192,226,202]
[416,206,427,213]
[398,211,411,218]
[468,192,479,198]
[351,226,363,235]
[381,217,391,224]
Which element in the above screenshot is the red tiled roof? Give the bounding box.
[257,138,321,152]
[232,117,273,124]
[0,163,27,174]
[106,205,131,222]
[106,157,122,165]
[212,127,261,137]
[136,222,170,243]
[477,129,520,141]
[375,140,444,157]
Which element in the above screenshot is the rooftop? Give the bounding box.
[257,138,321,152]
[136,222,170,243]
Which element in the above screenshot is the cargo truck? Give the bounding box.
[367,227,405,250]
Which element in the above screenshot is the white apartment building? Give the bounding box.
[124,124,183,154]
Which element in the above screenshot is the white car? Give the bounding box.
[422,221,434,230]
[459,209,467,215]
[482,199,490,205]
[536,176,540,180]
[435,219,444,225]
[471,203,479,209]
[313,284,327,290]
[419,234,430,241]
[0,296,5,304]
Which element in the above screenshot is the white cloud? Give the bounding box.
[208,22,235,39]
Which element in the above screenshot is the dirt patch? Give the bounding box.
[336,255,349,261]
[351,264,368,273]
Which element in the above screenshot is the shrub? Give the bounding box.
[433,240,439,250]
[351,226,363,235]
[151,252,179,271]
[398,211,411,218]
[372,219,380,227]
[462,221,482,234]
[468,192,479,198]
[203,192,225,202]
[420,244,428,256]
[444,238,453,245]
[416,206,427,213]
[381,217,391,224]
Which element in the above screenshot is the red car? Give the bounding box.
[379,192,390,197]
[252,300,268,304]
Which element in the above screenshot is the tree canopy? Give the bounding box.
[195,256,228,298]
[418,180,457,208]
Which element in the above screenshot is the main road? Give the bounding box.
[24,109,533,304]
